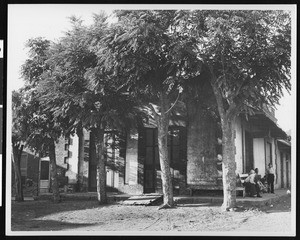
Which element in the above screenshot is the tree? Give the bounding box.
[98,10,201,208]
[12,91,26,201]
[38,16,98,193]
[37,13,145,204]
[177,10,291,210]
[11,36,51,201]
[20,37,63,203]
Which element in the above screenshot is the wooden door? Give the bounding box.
[144,128,159,193]
[245,131,254,173]
[88,131,97,192]
[39,159,50,193]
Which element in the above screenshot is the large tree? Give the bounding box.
[177,10,291,210]
[19,38,64,202]
[98,10,201,208]
[11,90,26,201]
[37,13,145,204]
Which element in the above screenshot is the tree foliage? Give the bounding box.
[94,10,204,207]
[34,14,146,204]
[16,37,63,202]
[178,10,291,117]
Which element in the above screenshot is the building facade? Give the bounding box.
[40,103,290,196]
[20,82,289,196]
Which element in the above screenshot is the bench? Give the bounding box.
[187,174,249,197]
[188,184,223,196]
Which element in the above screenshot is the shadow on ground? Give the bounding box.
[11,199,110,219]
[12,219,98,231]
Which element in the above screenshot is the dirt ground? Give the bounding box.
[10,194,292,235]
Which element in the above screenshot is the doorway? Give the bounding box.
[280,152,284,188]
[144,128,159,193]
[39,158,50,193]
[245,131,254,173]
[88,131,97,192]
[286,155,289,188]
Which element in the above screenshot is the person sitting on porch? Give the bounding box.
[254,168,262,198]
[244,170,258,197]
[260,175,268,193]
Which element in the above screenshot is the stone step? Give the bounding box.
[122,194,163,206]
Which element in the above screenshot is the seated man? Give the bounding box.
[244,169,261,197]
[254,168,262,197]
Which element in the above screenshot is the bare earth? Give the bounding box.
[11,194,292,235]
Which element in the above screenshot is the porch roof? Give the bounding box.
[247,113,287,139]
[277,139,291,152]
[277,139,291,147]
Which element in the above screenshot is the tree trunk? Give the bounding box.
[49,140,60,203]
[93,128,107,204]
[77,127,85,191]
[12,144,24,202]
[154,91,173,208]
[221,118,237,210]
[209,72,237,211]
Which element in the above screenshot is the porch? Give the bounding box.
[25,188,290,208]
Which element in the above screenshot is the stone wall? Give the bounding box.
[186,103,219,188]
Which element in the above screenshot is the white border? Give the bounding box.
[6,4,297,237]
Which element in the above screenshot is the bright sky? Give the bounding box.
[7,4,296,133]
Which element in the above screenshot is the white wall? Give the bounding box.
[253,138,265,176]
[276,147,291,190]
[65,135,79,184]
[125,133,139,185]
[234,117,243,174]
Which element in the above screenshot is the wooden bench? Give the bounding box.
[236,173,248,197]
[187,174,249,197]
[188,184,223,196]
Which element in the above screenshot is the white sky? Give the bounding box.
[7,4,296,132]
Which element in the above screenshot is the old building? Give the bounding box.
[50,102,290,196]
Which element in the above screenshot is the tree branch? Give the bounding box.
[165,88,182,114]
[226,98,247,121]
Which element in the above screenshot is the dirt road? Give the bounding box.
[10,194,293,235]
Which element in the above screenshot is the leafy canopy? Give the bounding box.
[177,10,291,117]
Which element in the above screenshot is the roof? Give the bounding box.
[247,113,287,139]
[277,139,291,147]
[277,139,291,152]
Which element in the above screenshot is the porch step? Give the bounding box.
[34,192,131,202]
[122,194,163,206]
